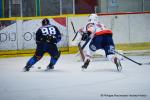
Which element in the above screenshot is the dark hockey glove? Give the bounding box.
[81,31,91,41]
[36,36,46,43]
[46,35,57,43]
[51,36,57,43]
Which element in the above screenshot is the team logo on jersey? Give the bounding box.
[90,44,96,51]
[108,45,115,53]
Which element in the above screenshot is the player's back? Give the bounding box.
[40,24,57,36]
[36,24,61,44]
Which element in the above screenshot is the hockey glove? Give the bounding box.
[46,35,57,43]
[81,31,91,41]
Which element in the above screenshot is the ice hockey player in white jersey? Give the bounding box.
[78,14,122,72]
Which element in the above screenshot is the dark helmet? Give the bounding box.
[42,18,50,26]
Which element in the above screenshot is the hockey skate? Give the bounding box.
[114,57,122,72]
[82,59,90,70]
[23,65,31,72]
[45,63,54,71]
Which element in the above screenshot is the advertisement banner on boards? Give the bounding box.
[0,17,68,50]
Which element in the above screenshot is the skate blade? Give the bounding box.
[44,68,54,72]
[81,67,87,71]
[117,65,122,72]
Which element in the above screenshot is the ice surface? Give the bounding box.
[0,54,150,100]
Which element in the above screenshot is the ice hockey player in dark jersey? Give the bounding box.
[23,18,61,71]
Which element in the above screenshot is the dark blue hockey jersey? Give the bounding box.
[36,24,61,43]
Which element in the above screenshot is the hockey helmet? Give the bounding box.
[42,18,50,26]
[88,14,98,24]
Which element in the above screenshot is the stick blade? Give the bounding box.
[142,62,150,65]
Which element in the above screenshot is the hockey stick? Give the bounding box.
[81,37,91,49]
[78,42,85,61]
[71,20,79,41]
[71,20,91,50]
[114,51,150,65]
[72,31,79,41]
[71,20,76,33]
[70,20,85,61]
[77,37,92,61]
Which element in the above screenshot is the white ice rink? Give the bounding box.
[0,54,150,100]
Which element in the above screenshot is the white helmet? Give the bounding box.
[88,14,98,23]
